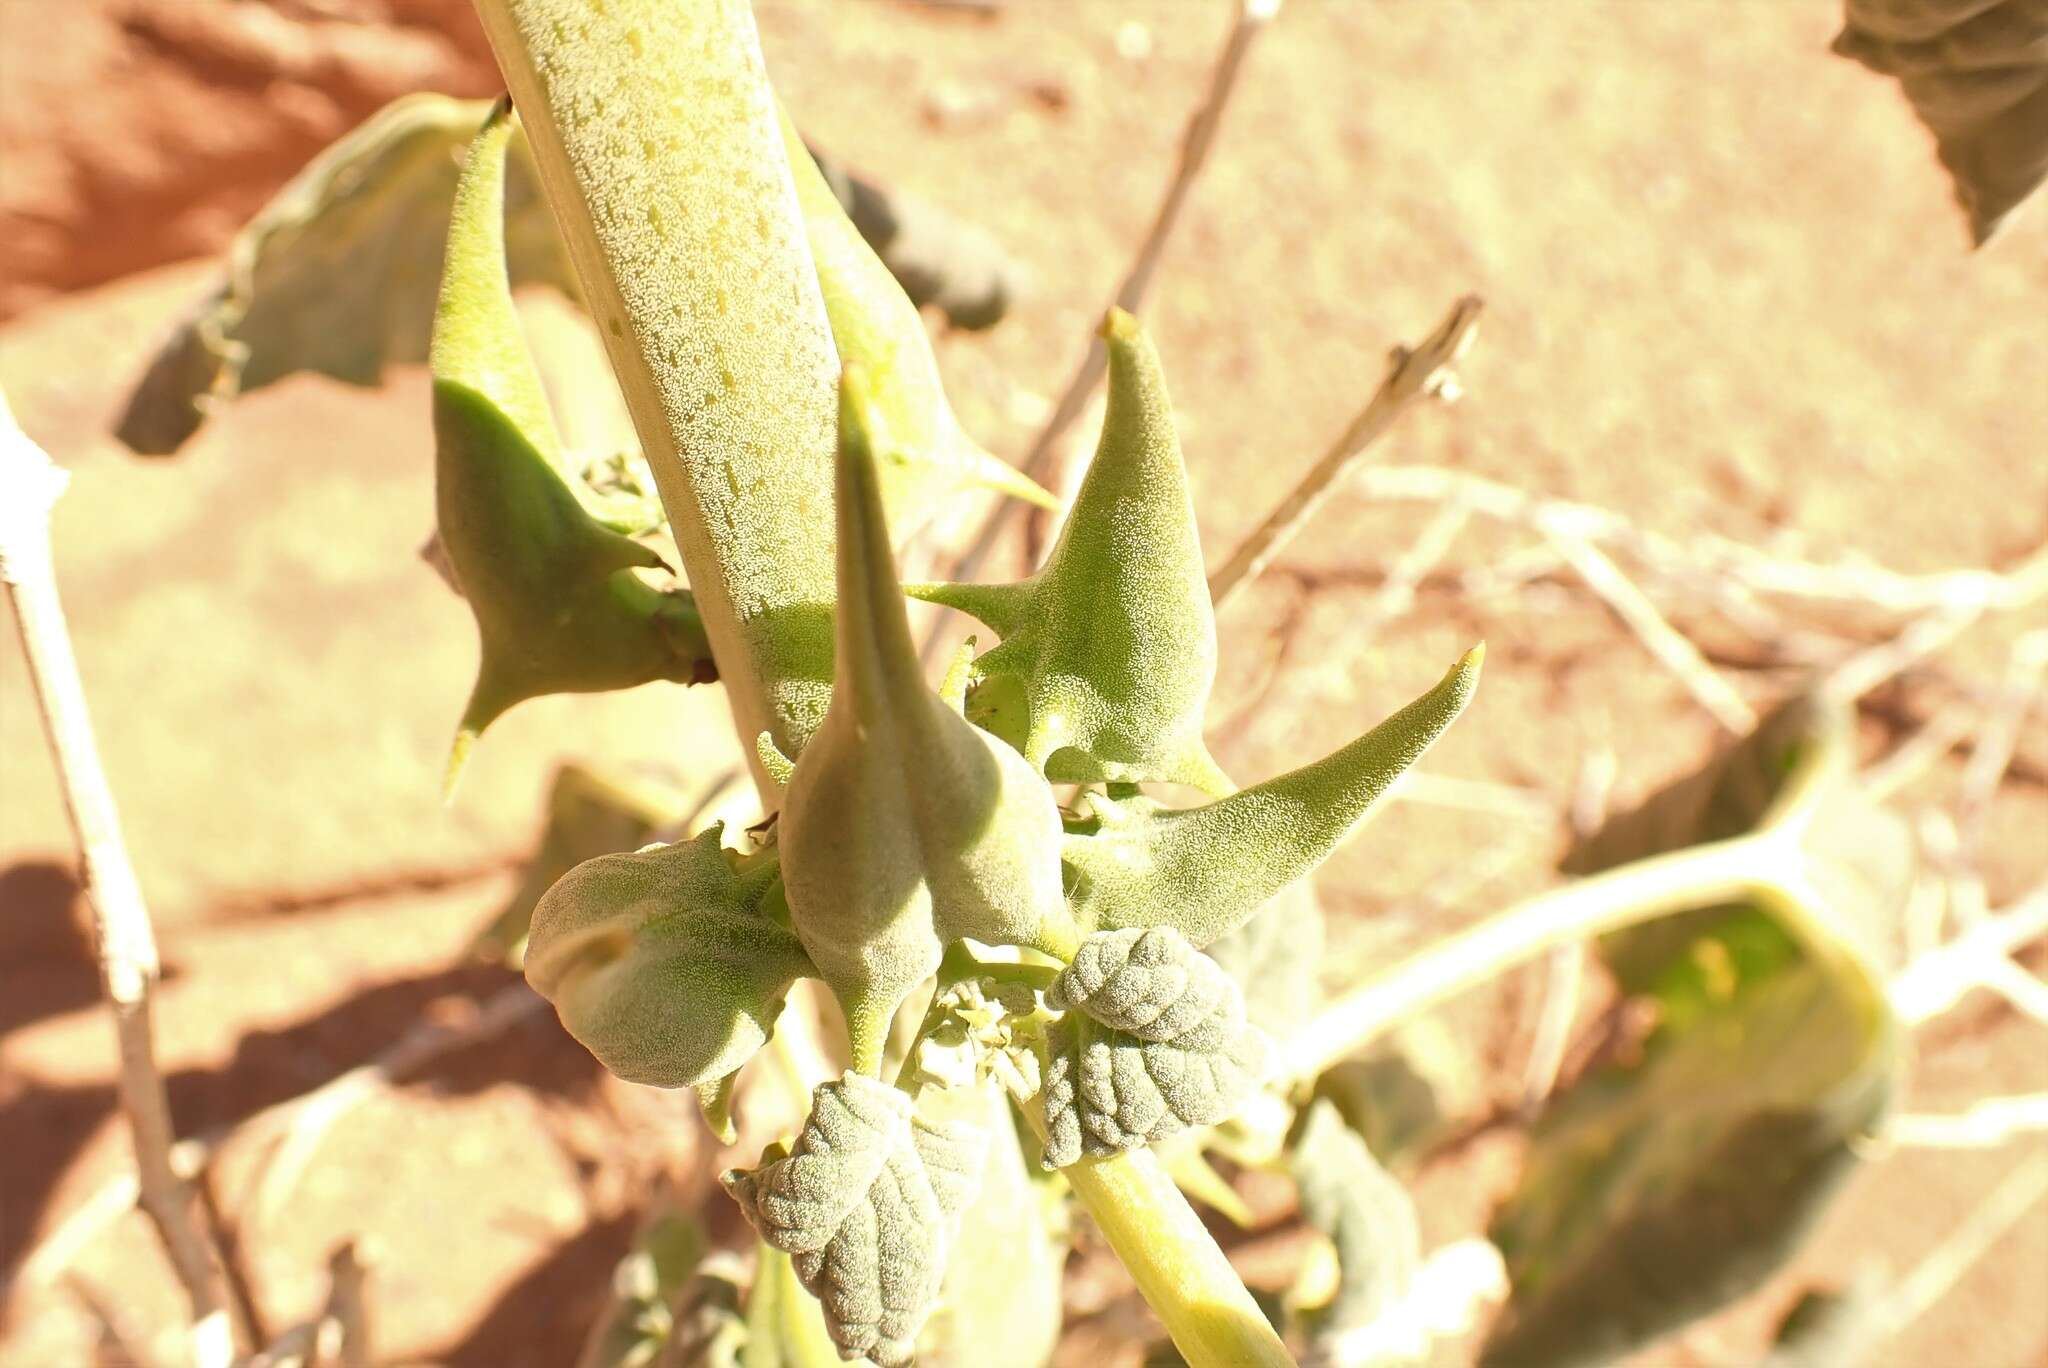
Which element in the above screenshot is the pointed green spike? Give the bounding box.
[904,309,1229,793]
[778,107,1055,532]
[778,369,1072,1074]
[431,107,715,793]
[939,636,978,714]
[1064,646,1484,947]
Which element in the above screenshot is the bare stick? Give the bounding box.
[927,0,1282,617]
[11,981,545,1300]
[1890,881,2048,1024]
[0,390,239,1366]
[1357,500,1472,632]
[1887,1092,2048,1149]
[1209,295,1484,609]
[1820,600,1985,706]
[1881,1152,2048,1339]
[1862,701,1981,802]
[1548,532,1756,733]
[1957,628,2048,852]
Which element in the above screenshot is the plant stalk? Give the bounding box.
[471,0,840,799]
[1016,1096,1295,1368]
[1281,830,1799,1084]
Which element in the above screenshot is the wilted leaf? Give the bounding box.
[117,94,575,455]
[1834,0,2048,243]
[471,763,683,965]
[722,1074,987,1367]
[1481,697,1903,1368]
[1040,928,1270,1169]
[1290,1100,1422,1357]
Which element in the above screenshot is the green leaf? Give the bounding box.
[1289,1100,1421,1355]
[911,309,1231,793]
[1061,647,1483,947]
[1039,928,1269,1169]
[740,1244,842,1368]
[429,106,714,786]
[1834,0,2048,244]
[1206,880,1326,1039]
[1481,697,1904,1368]
[524,827,812,1091]
[778,370,1072,1073]
[722,1073,987,1368]
[917,1082,1067,1368]
[116,94,577,456]
[469,763,683,965]
[778,108,1054,536]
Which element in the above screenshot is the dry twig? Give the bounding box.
[1,390,241,1366]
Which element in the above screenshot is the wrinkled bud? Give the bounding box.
[779,370,1071,1074]
[524,828,812,1090]
[911,308,1229,793]
[1064,646,1484,947]
[722,1072,986,1366]
[431,103,713,790]
[779,107,1054,534]
[1040,928,1268,1170]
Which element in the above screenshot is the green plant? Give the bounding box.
[39,3,2047,1366]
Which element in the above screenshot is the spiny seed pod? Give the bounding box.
[1040,928,1268,1170]
[722,1072,986,1367]
[524,827,813,1090]
[432,103,713,790]
[779,106,1054,534]
[910,309,1230,794]
[1063,646,1484,948]
[778,369,1072,1074]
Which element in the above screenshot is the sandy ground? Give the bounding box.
[3,2,2045,1365]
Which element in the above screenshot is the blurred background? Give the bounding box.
[2,1,2044,1365]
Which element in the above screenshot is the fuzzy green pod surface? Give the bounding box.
[430,104,712,787]
[778,106,1054,533]
[1063,645,1484,947]
[523,828,812,1089]
[912,309,1230,794]
[778,371,1072,1073]
[722,1072,987,1366]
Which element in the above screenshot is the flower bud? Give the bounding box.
[431,104,713,790]
[524,828,812,1090]
[778,369,1070,1073]
[911,309,1230,793]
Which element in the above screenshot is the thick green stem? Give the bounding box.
[1281,831,1802,1083]
[471,0,838,798]
[1017,1095,1294,1368]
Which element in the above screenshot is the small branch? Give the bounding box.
[1547,532,1756,733]
[1356,500,1472,633]
[0,390,240,1365]
[1889,882,2048,1024]
[1861,701,1979,802]
[1881,1152,2048,1339]
[927,0,1282,616]
[1208,296,1483,609]
[1517,942,1587,1115]
[1886,1093,2048,1149]
[1957,628,2048,853]
[1280,831,1793,1083]
[1819,600,1985,707]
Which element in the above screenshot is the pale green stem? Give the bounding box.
[1280,830,1803,1084]
[471,0,839,800]
[1017,1095,1295,1368]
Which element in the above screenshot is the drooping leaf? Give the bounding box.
[524,827,813,1091]
[779,108,1054,537]
[911,309,1232,793]
[917,1082,1067,1368]
[428,105,714,785]
[1039,928,1270,1169]
[1481,696,1904,1368]
[1060,648,1483,948]
[1834,0,2048,243]
[1289,1100,1422,1356]
[470,763,684,965]
[776,371,1071,1073]
[117,94,577,456]
[722,1074,987,1367]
